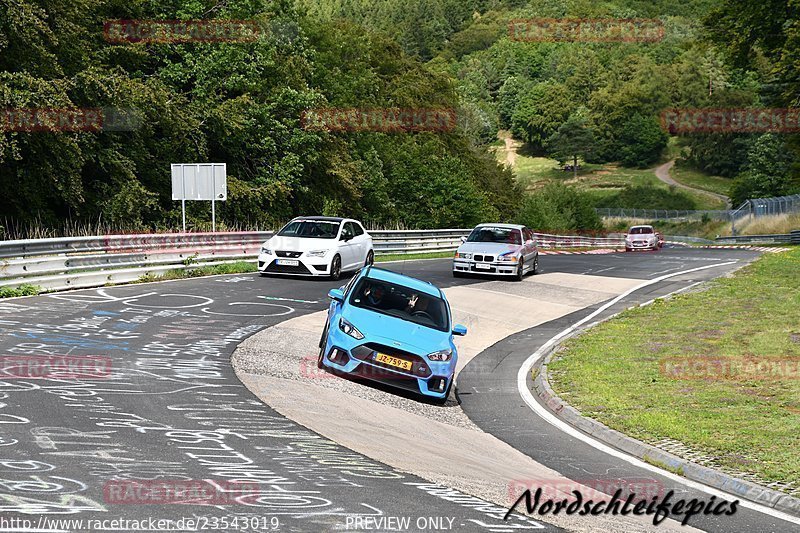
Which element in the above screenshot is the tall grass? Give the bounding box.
[736,213,800,236]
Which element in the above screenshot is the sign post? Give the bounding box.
[171,163,227,232]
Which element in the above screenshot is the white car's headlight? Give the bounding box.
[307,250,328,257]
[339,318,364,340]
[454,252,472,260]
[497,253,518,262]
[260,246,273,255]
[427,349,452,362]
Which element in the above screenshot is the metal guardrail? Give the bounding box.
[0,229,628,293]
[714,231,798,245]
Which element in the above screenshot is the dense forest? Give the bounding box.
[0,0,798,234]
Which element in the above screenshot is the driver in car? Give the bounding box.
[364,283,386,307]
[405,293,429,315]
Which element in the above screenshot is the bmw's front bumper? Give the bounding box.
[320,327,454,399]
[258,253,332,276]
[452,259,518,276]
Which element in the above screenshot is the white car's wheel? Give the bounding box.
[329,254,342,281]
[365,250,374,267]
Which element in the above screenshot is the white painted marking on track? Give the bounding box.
[202,302,294,317]
[516,260,800,526]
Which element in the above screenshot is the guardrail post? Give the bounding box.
[791,230,800,245]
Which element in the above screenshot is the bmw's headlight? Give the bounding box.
[454,252,472,260]
[307,250,328,257]
[339,318,364,340]
[260,246,273,255]
[497,253,518,262]
[427,349,452,362]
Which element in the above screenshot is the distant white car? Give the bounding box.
[625,225,660,251]
[452,223,538,281]
[258,217,373,280]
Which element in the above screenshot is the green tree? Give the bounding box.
[514,183,602,233]
[616,114,669,168]
[545,115,597,179]
[511,81,573,148]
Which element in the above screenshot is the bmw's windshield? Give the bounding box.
[466,227,522,245]
[278,220,340,238]
[349,278,449,332]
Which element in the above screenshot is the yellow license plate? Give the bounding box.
[375,353,413,371]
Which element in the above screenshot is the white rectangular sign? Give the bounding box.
[171,163,227,201]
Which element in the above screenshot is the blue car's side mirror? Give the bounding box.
[328,288,344,302]
[452,324,467,336]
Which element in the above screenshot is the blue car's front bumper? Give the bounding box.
[321,326,454,399]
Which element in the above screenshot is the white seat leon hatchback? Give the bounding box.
[258,217,374,280]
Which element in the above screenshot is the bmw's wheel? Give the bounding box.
[330,255,342,281]
[364,250,374,267]
[515,258,525,281]
[531,254,538,275]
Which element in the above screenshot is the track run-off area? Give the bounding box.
[0,247,796,532]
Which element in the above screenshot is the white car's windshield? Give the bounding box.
[278,220,340,239]
[349,278,449,332]
[629,227,654,235]
[466,227,522,245]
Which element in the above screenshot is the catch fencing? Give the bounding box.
[0,229,624,292]
[596,193,800,231]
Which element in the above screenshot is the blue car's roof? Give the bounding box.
[363,267,442,298]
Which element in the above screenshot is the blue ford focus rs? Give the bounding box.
[317,266,467,404]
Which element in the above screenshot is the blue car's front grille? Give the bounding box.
[351,343,432,378]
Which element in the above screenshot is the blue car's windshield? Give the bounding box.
[466,227,521,245]
[349,278,449,332]
[278,220,340,238]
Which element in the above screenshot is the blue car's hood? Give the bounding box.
[342,305,451,354]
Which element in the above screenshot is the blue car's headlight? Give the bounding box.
[260,246,273,255]
[427,349,452,361]
[339,317,364,340]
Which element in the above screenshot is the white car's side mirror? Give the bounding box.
[460,236,467,243]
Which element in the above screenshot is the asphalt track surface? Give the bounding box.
[0,247,794,533]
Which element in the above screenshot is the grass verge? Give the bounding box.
[548,248,800,486]
[671,164,732,198]
[495,140,727,211]
[0,284,43,299]
[137,261,257,283]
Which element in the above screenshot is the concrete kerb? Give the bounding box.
[530,302,800,518]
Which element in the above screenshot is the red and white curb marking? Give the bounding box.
[702,245,792,253]
[539,248,622,255]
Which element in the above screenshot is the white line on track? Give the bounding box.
[516,260,800,526]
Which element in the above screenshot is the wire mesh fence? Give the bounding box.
[596,194,800,234]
